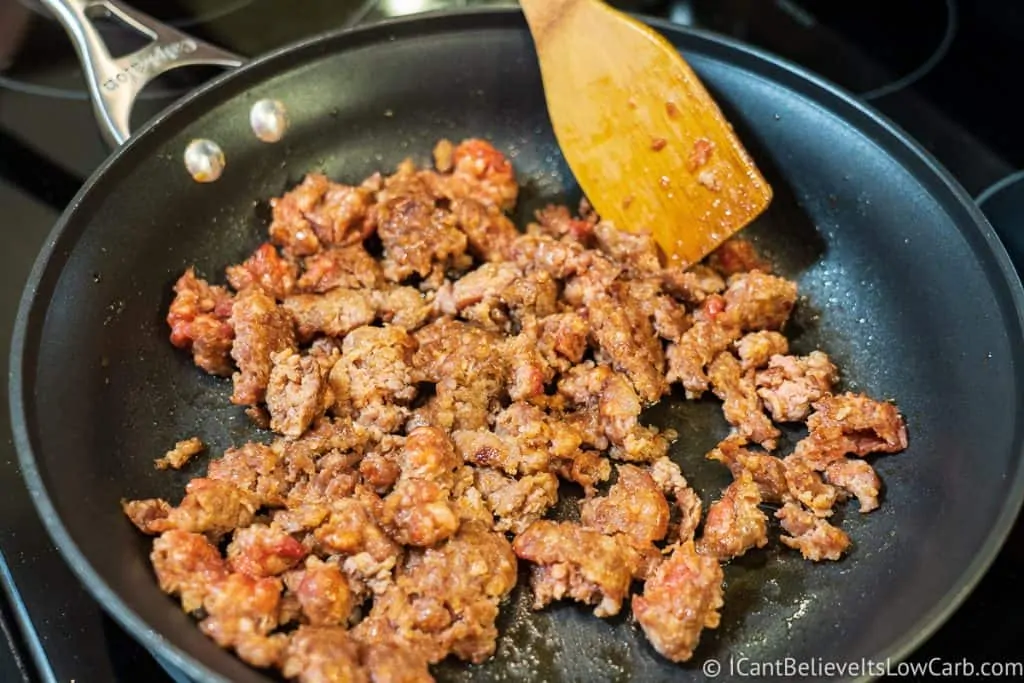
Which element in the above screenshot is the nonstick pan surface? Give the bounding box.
[11,8,1024,683]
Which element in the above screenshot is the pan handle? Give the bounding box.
[39,0,244,147]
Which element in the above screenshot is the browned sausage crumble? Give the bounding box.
[154,437,205,470]
[125,138,908,678]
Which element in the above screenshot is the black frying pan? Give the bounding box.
[11,2,1024,682]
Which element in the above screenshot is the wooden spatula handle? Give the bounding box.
[521,0,580,39]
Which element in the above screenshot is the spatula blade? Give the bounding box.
[524,0,773,267]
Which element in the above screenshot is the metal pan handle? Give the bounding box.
[39,0,244,147]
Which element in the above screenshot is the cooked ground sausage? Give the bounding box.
[696,470,768,560]
[632,540,724,663]
[512,520,640,618]
[755,351,838,422]
[267,349,331,437]
[226,242,299,300]
[474,467,559,535]
[141,139,909,680]
[776,499,851,561]
[735,330,789,371]
[706,434,788,503]
[353,520,516,665]
[579,464,670,545]
[647,457,703,542]
[230,287,297,405]
[154,437,205,471]
[297,244,384,293]
[166,268,234,376]
[707,351,780,450]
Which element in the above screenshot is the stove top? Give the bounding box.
[2,1,1022,681]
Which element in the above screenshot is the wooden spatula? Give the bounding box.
[521,0,773,268]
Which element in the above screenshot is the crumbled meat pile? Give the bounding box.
[125,139,909,679]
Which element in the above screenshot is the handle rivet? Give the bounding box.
[184,139,225,183]
[250,99,289,143]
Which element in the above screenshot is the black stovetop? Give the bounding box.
[2,1,1023,681]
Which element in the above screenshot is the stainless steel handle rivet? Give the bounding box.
[184,139,225,183]
[250,99,289,143]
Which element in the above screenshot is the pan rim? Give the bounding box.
[9,7,1024,683]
